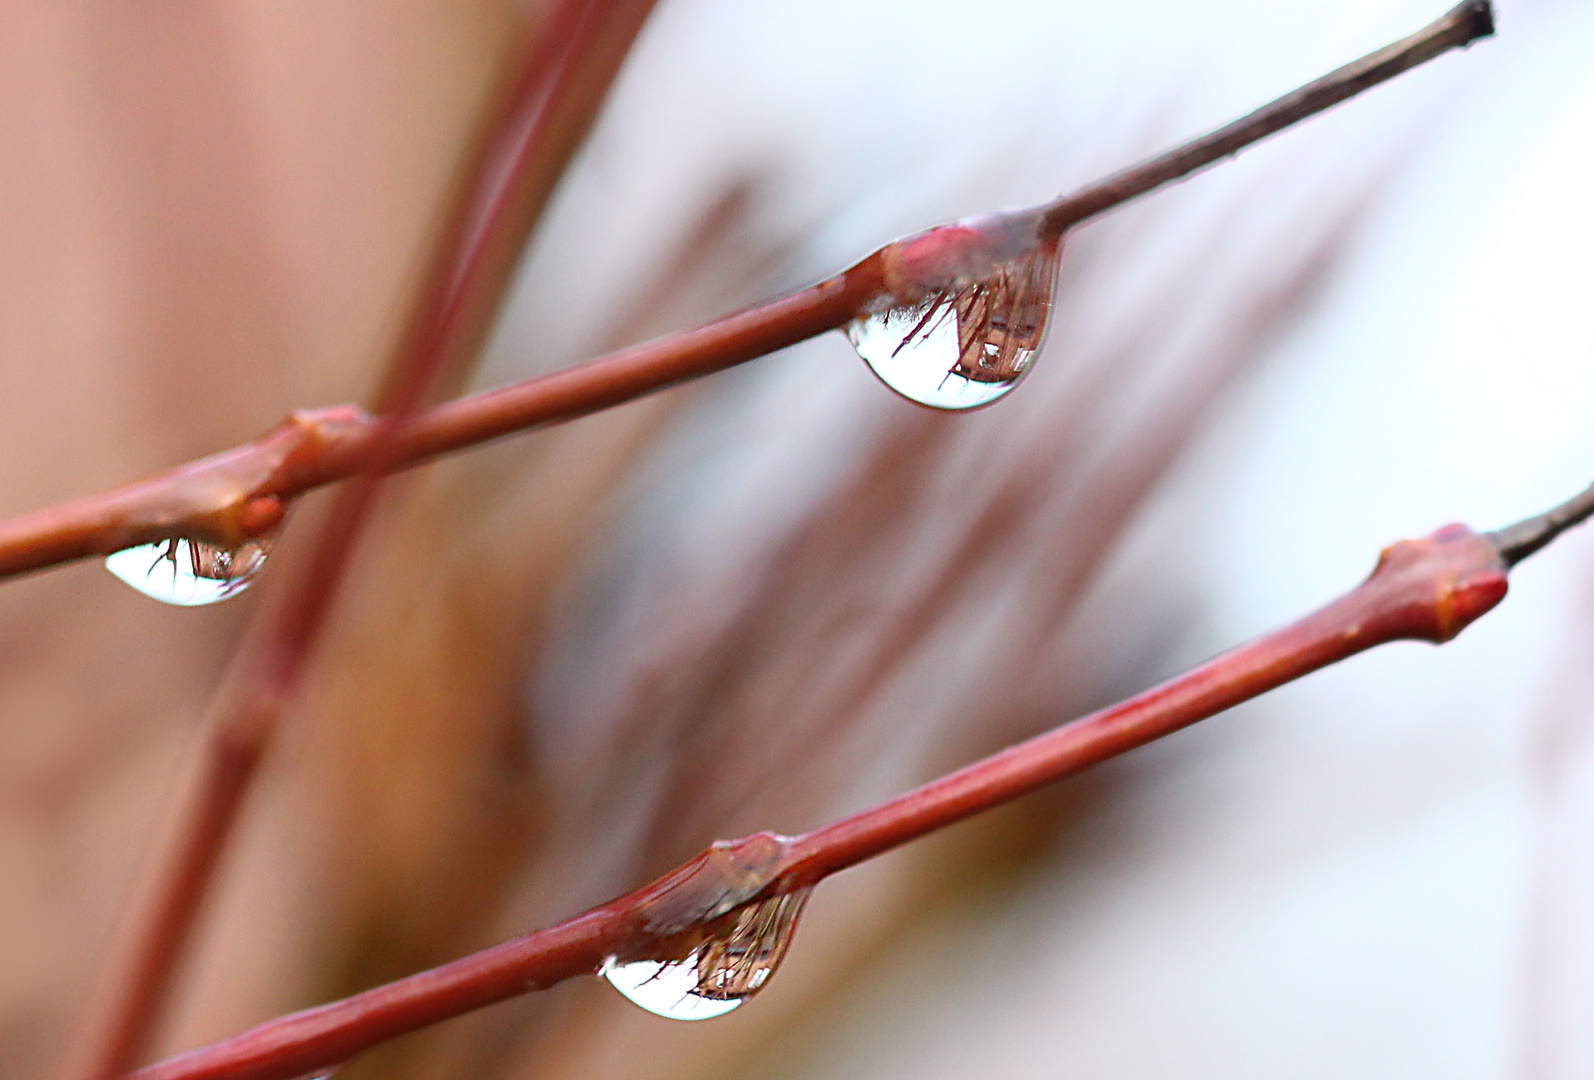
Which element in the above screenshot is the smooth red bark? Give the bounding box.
[0,2,1489,587]
[123,525,1508,1080]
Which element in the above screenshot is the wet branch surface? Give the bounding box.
[0,1,1491,584]
[120,513,1558,1080]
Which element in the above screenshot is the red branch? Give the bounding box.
[73,2,661,1075]
[0,1,1490,585]
[121,522,1511,1080]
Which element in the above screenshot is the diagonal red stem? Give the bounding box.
[0,1,1490,587]
[782,524,1508,879]
[120,523,1511,1080]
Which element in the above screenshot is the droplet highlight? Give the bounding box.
[849,219,1060,411]
[105,535,274,607]
[603,887,811,1021]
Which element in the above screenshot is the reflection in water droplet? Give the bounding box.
[603,888,811,1021]
[104,535,274,606]
[848,230,1060,411]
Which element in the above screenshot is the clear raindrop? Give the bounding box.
[848,231,1060,411]
[104,535,274,606]
[603,887,811,1021]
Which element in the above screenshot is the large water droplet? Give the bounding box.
[104,535,274,606]
[603,887,811,1021]
[848,226,1060,411]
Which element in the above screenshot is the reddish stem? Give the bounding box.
[0,1,1490,586]
[121,523,1510,1080]
[783,524,1507,879]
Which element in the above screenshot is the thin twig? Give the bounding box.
[1039,0,1493,234]
[0,1,1491,586]
[74,3,659,1074]
[1488,481,1594,567]
[123,520,1518,1080]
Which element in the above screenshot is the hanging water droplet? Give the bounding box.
[848,214,1061,411]
[603,887,811,1021]
[602,956,745,1021]
[104,534,274,606]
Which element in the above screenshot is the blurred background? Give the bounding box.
[0,0,1592,1077]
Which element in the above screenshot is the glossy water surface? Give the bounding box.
[104,535,273,606]
[603,888,811,1020]
[848,237,1060,410]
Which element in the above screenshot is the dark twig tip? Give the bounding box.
[1036,0,1496,236]
[1487,480,1594,568]
[1455,0,1495,44]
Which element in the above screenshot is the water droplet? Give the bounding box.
[848,216,1060,411]
[104,534,274,606]
[603,887,811,1021]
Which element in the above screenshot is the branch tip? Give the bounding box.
[1488,481,1594,567]
[1453,0,1495,44]
[1039,0,1495,235]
